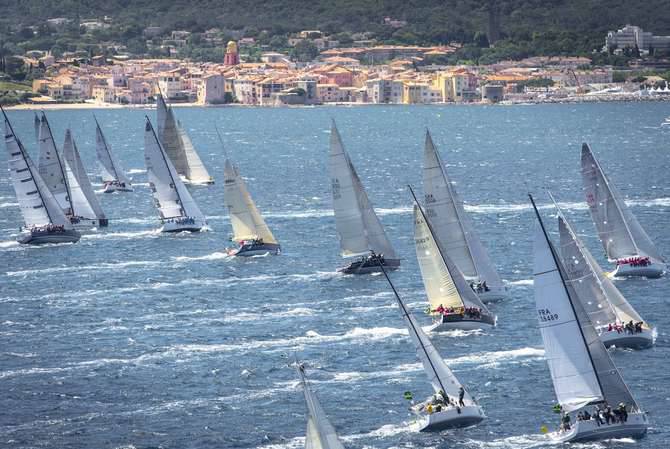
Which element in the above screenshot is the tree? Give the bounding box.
[474,31,489,48]
[290,40,318,62]
[269,35,288,51]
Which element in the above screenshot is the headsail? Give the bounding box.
[329,121,396,258]
[178,120,213,183]
[4,111,71,229]
[423,130,502,289]
[298,365,345,449]
[63,129,106,223]
[414,204,489,313]
[223,159,277,243]
[144,117,205,222]
[581,143,664,262]
[558,215,644,327]
[95,117,131,185]
[531,195,639,413]
[37,113,72,214]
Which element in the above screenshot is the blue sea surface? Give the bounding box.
[0,102,669,449]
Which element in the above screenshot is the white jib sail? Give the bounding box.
[581,143,664,262]
[299,368,345,449]
[95,119,131,185]
[178,120,213,183]
[63,129,106,221]
[533,222,603,412]
[156,94,190,176]
[559,216,644,327]
[144,118,205,221]
[223,159,276,243]
[415,205,489,313]
[37,114,71,213]
[5,119,71,229]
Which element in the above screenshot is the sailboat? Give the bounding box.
[63,129,108,226]
[223,159,280,256]
[553,198,654,349]
[156,93,214,184]
[37,113,102,228]
[581,143,665,278]
[423,130,507,302]
[329,120,400,274]
[95,117,133,193]
[412,188,495,331]
[296,363,346,449]
[530,194,648,443]
[144,117,207,233]
[375,253,485,431]
[2,106,80,244]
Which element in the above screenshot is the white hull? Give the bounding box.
[554,411,647,443]
[160,220,204,233]
[227,242,281,257]
[427,316,496,332]
[70,217,107,229]
[103,184,133,193]
[611,261,665,278]
[477,287,509,303]
[419,405,485,432]
[600,328,655,349]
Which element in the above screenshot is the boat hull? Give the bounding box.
[103,183,133,193]
[228,243,281,257]
[611,261,665,278]
[18,229,81,245]
[337,258,400,274]
[600,328,655,349]
[70,217,108,228]
[427,314,496,332]
[160,221,204,233]
[419,405,485,432]
[555,411,647,443]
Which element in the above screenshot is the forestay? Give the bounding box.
[63,129,106,222]
[95,118,131,185]
[223,159,277,243]
[144,119,204,221]
[559,216,643,327]
[423,131,502,289]
[414,205,489,312]
[533,209,639,413]
[37,113,71,213]
[4,118,71,229]
[581,143,663,262]
[299,367,345,449]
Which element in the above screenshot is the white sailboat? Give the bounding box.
[329,120,399,274]
[412,191,495,331]
[144,117,207,233]
[223,159,280,256]
[297,364,346,449]
[95,116,133,193]
[2,107,80,244]
[37,113,101,228]
[554,200,654,349]
[375,254,485,432]
[581,143,665,277]
[423,130,507,302]
[156,94,214,184]
[530,194,648,443]
[63,129,108,227]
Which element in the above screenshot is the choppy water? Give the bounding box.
[1,103,669,449]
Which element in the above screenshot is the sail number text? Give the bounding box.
[537,308,559,322]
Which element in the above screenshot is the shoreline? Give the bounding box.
[4,95,670,111]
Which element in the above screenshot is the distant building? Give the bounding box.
[482,84,504,102]
[606,25,670,52]
[224,41,240,66]
[197,74,225,104]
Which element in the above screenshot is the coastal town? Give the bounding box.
[5,23,670,107]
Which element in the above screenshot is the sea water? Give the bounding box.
[1,102,669,448]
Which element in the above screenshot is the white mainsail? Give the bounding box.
[581,143,664,262]
[223,159,277,243]
[414,205,489,313]
[95,118,131,185]
[558,215,643,327]
[298,366,345,449]
[37,113,71,214]
[144,118,205,222]
[423,131,503,289]
[156,94,212,183]
[63,129,106,222]
[329,121,397,258]
[4,116,72,229]
[532,198,639,413]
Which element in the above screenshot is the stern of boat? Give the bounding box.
[554,411,648,443]
[419,405,485,432]
[611,261,665,279]
[600,328,655,349]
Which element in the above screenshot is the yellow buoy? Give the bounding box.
[540,425,549,434]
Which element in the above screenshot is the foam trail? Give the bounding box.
[0,202,19,208]
[172,252,230,262]
[127,168,146,174]
[81,230,160,240]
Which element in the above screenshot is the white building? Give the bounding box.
[157,74,182,99]
[365,78,403,104]
[197,74,226,104]
[606,25,670,52]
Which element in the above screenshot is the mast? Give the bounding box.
[529,193,606,400]
[374,252,449,395]
[146,116,184,217]
[2,106,53,224]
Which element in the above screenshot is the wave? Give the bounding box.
[224,307,315,323]
[0,202,18,208]
[506,279,533,286]
[0,240,19,249]
[6,259,163,277]
[81,230,160,240]
[127,168,146,174]
[172,252,230,262]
